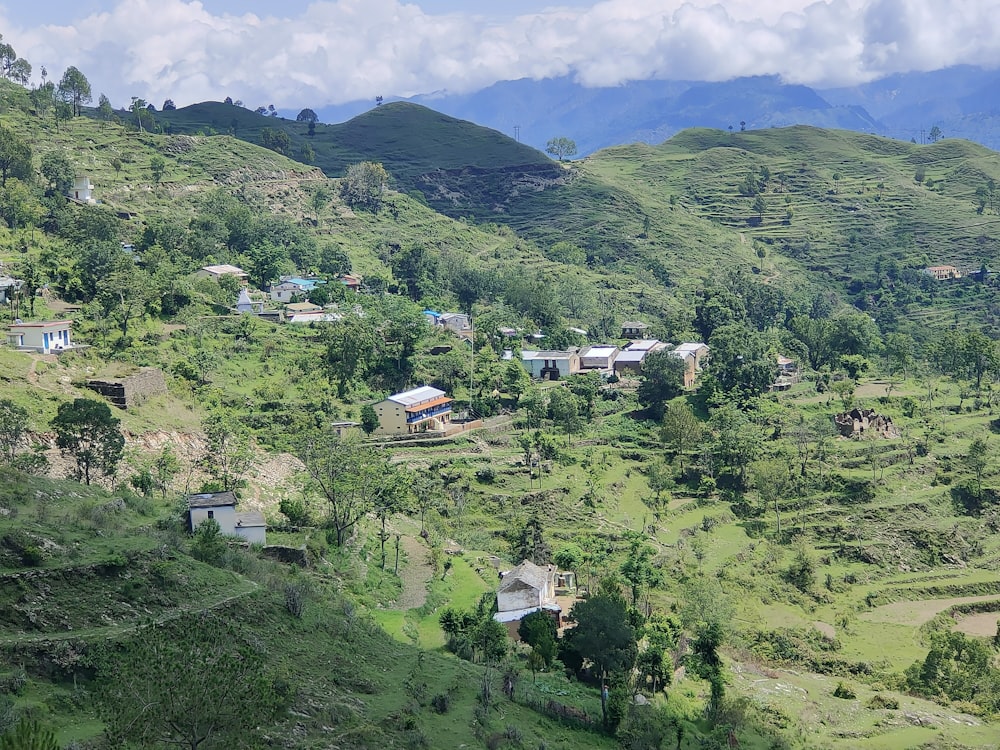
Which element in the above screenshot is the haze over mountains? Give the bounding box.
[298,65,1000,157]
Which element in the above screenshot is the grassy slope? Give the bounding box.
[0,471,616,749]
[483,126,1000,331]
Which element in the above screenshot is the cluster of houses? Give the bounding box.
[520,322,710,388]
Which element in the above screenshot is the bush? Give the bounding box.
[475,467,496,484]
[833,681,856,699]
[867,693,899,710]
[279,497,312,527]
[430,693,451,714]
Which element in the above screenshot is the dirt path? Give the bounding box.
[394,534,434,610]
[861,594,1000,627]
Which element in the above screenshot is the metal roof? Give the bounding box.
[187,491,237,508]
[387,385,447,407]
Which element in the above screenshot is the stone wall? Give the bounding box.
[86,368,167,409]
[834,407,900,439]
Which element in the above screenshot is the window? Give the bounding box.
[207,510,214,519]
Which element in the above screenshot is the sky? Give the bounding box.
[1,0,999,112]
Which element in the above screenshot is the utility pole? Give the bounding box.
[513,125,520,143]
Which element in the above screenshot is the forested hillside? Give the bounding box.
[0,60,999,750]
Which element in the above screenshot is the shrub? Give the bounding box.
[430,693,451,714]
[833,681,856,699]
[867,693,899,710]
[279,497,312,527]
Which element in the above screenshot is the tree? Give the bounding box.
[751,194,767,223]
[929,125,942,143]
[548,387,583,439]
[751,459,791,538]
[518,610,557,668]
[296,108,318,124]
[57,66,92,116]
[297,431,396,546]
[0,399,29,465]
[960,331,998,393]
[0,125,31,186]
[51,398,125,485]
[563,594,637,725]
[39,151,74,195]
[129,96,154,132]
[162,98,176,110]
[553,543,582,583]
[965,436,990,505]
[95,263,152,342]
[8,59,30,87]
[339,161,389,212]
[545,136,577,161]
[360,404,379,434]
[0,718,60,750]
[660,402,703,473]
[321,312,378,397]
[705,322,775,400]
[637,351,688,419]
[97,93,113,126]
[97,614,281,750]
[201,412,253,492]
[260,127,291,156]
[152,445,181,499]
[149,154,166,184]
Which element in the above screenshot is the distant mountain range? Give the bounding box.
[291,65,1000,156]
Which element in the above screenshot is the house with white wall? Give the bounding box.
[6,320,76,353]
[187,492,266,545]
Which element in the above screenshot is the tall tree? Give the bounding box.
[51,398,125,485]
[97,614,281,750]
[660,402,703,472]
[296,108,318,123]
[297,432,397,546]
[201,412,253,492]
[637,351,687,419]
[57,66,92,116]
[39,151,74,195]
[562,594,637,726]
[339,161,389,212]
[0,125,31,186]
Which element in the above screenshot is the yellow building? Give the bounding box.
[374,386,453,435]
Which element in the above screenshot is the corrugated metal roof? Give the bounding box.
[387,385,447,406]
[187,491,237,508]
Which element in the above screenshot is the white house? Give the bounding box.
[187,492,266,545]
[6,320,76,353]
[493,560,561,638]
[71,176,95,204]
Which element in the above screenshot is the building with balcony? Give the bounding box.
[374,385,453,435]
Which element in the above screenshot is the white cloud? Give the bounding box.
[3,0,1000,110]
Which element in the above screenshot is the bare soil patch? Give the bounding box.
[862,595,1000,627]
[394,534,434,611]
[953,611,1000,637]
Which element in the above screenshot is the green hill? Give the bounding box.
[153,100,559,209]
